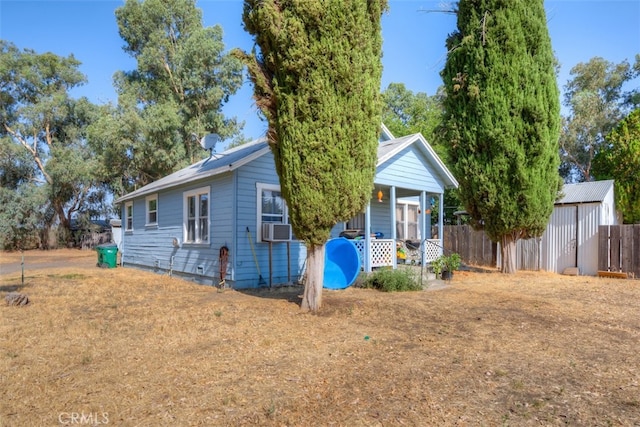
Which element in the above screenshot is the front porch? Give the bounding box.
[352,238,443,269]
[335,128,458,273]
[341,184,449,273]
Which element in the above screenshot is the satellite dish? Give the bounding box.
[199,133,220,156]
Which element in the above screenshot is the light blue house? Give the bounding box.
[114,125,458,288]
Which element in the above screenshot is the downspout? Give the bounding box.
[365,201,372,273]
[420,191,427,265]
[232,172,238,283]
[391,186,397,269]
[438,192,445,256]
[575,204,579,269]
[120,203,125,266]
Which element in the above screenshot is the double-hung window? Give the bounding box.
[146,194,158,226]
[125,202,133,232]
[183,187,209,244]
[256,183,288,241]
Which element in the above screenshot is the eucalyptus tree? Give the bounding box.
[94,0,244,195]
[440,0,562,273]
[382,83,442,143]
[237,0,387,311]
[593,109,640,223]
[559,56,640,182]
[0,40,102,248]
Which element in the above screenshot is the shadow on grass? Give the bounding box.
[0,283,27,293]
[236,284,303,304]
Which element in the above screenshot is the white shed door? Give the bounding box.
[549,206,578,273]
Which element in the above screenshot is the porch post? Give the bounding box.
[391,186,397,269]
[364,201,372,272]
[438,192,445,256]
[420,191,427,265]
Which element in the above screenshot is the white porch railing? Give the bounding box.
[352,239,443,268]
[423,239,443,262]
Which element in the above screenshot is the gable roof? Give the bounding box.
[115,138,270,203]
[116,130,459,204]
[557,180,614,205]
[377,133,459,189]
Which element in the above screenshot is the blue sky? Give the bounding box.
[1,0,639,146]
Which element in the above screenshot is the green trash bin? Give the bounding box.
[96,243,118,268]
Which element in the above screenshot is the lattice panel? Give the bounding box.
[353,240,365,267]
[371,239,394,267]
[424,239,442,262]
[351,239,395,268]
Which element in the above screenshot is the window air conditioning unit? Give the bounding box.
[262,223,292,241]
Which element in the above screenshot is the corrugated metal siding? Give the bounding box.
[517,238,540,271]
[538,203,602,275]
[541,205,577,274]
[557,180,614,204]
[576,203,601,276]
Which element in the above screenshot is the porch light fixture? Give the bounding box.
[377,189,383,203]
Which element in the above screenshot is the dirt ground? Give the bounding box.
[1,249,639,426]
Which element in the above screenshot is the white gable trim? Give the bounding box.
[380,123,395,141]
[377,133,459,189]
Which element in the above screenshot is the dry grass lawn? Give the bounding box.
[1,249,639,426]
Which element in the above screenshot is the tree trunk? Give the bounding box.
[301,243,325,312]
[500,233,518,274]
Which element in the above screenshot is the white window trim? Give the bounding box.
[183,186,210,245]
[124,201,134,232]
[396,200,421,240]
[256,182,288,243]
[145,194,158,226]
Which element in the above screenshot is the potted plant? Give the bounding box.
[431,253,461,280]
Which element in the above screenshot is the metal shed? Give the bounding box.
[513,180,619,275]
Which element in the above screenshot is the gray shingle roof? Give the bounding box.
[557,180,614,204]
[116,130,460,203]
[115,138,269,203]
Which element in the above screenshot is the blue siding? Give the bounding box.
[370,202,392,238]
[376,146,445,193]
[121,174,237,286]
[234,151,307,288]
[119,134,453,287]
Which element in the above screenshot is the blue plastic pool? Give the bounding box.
[323,237,361,289]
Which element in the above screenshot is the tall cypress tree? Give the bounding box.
[440,0,561,273]
[238,0,386,310]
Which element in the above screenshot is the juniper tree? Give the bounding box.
[238,0,387,310]
[440,0,562,273]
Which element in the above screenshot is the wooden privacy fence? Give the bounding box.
[443,225,496,267]
[598,225,640,278]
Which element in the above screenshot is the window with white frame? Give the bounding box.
[256,183,288,241]
[183,187,209,244]
[396,202,420,240]
[146,194,158,226]
[124,202,133,231]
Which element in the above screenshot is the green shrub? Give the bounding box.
[362,268,422,292]
[431,253,462,278]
